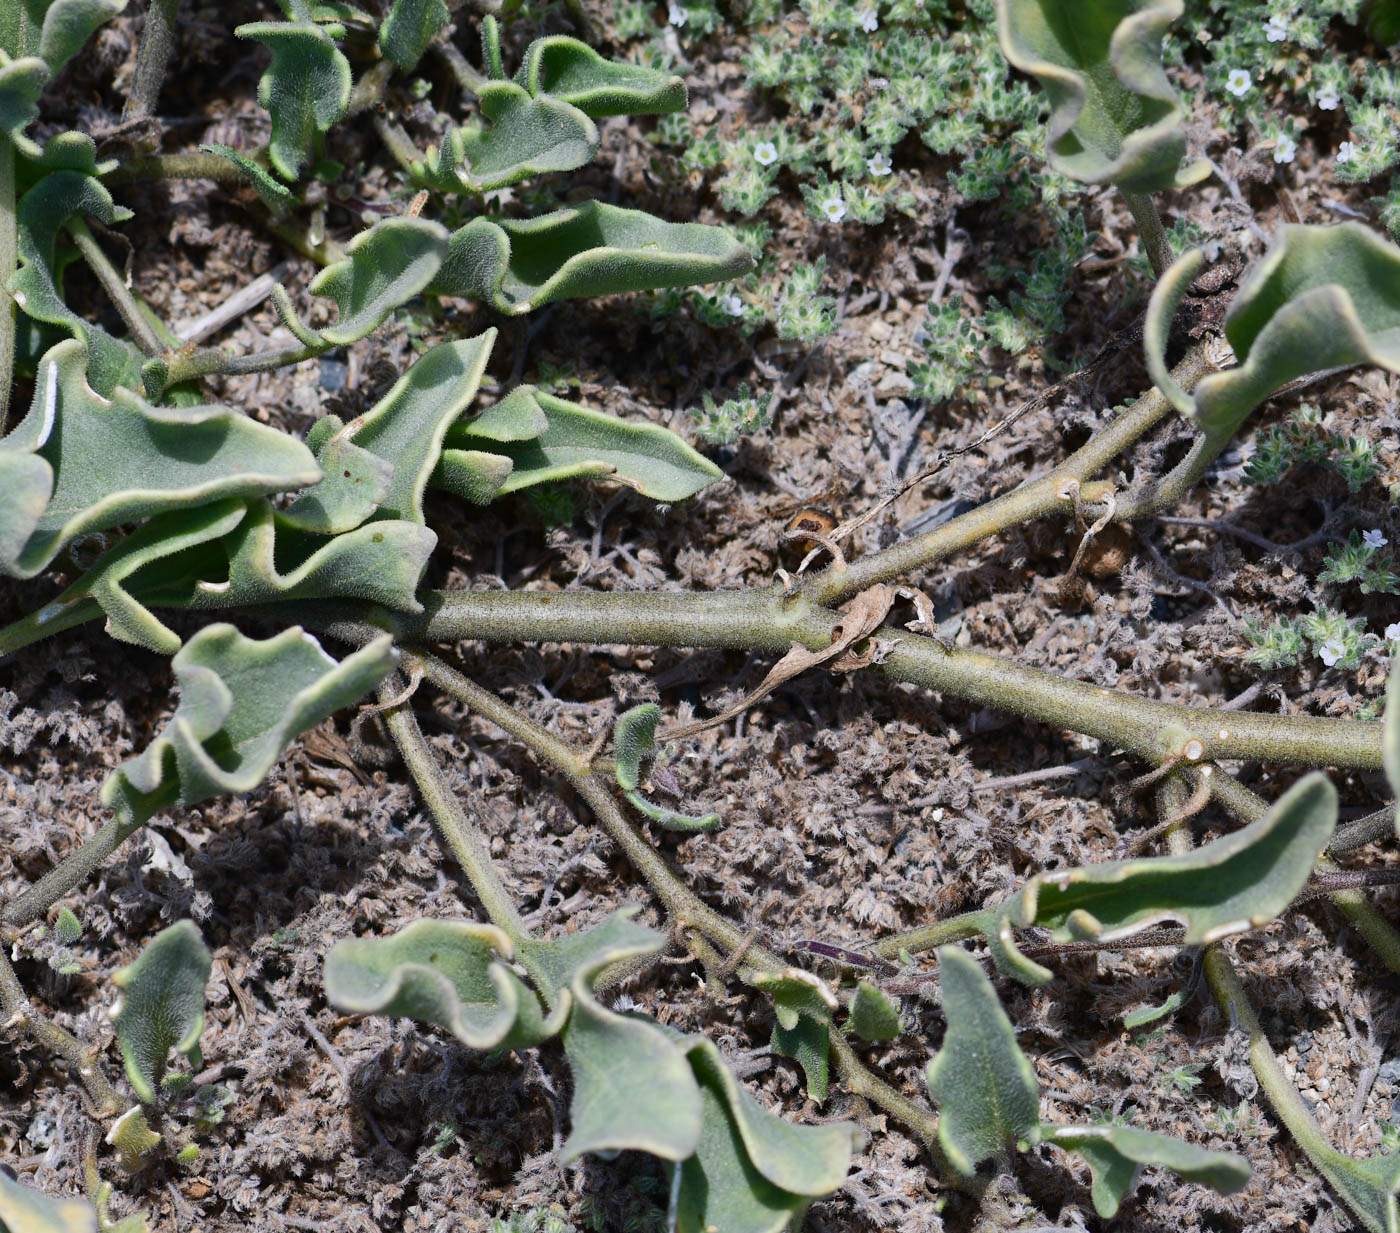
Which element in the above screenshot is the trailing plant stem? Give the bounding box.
[107,151,248,185]
[871,909,987,961]
[0,136,15,427]
[1121,190,1174,278]
[123,0,185,121]
[66,218,166,357]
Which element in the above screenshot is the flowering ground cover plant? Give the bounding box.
[4,0,1400,1230]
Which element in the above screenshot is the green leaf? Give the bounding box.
[435,385,722,505]
[672,1037,858,1233]
[200,143,295,215]
[557,918,705,1163]
[11,170,142,393]
[516,35,687,117]
[0,1170,96,1233]
[280,418,393,534]
[453,384,549,442]
[1304,1145,1400,1233]
[283,216,448,347]
[236,20,352,180]
[430,200,753,314]
[0,54,48,157]
[104,1105,160,1174]
[1042,1124,1251,1219]
[0,340,322,579]
[848,980,901,1042]
[110,921,212,1105]
[1121,984,1188,1029]
[991,773,1337,984]
[378,0,448,69]
[1385,659,1400,829]
[770,1014,830,1104]
[925,946,1041,1176]
[99,623,396,829]
[994,0,1207,192]
[415,82,599,194]
[611,703,720,832]
[18,129,114,182]
[1149,223,1400,439]
[28,0,126,76]
[753,969,836,1103]
[324,919,559,1051]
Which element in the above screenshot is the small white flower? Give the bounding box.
[753,141,778,166]
[1386,621,1400,641]
[867,151,892,177]
[668,2,687,26]
[1264,14,1289,42]
[1364,528,1389,548]
[1226,68,1252,98]
[859,6,879,31]
[720,293,744,316]
[1273,135,1297,165]
[1320,639,1346,667]
[1317,85,1341,111]
[820,194,847,223]
[1338,140,1357,163]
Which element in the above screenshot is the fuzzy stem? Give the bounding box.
[377,675,532,947]
[1121,190,1174,278]
[803,342,1215,605]
[106,151,248,185]
[1209,772,1400,974]
[0,136,16,427]
[65,217,166,357]
[0,947,122,1116]
[870,909,989,961]
[1112,425,1236,521]
[157,340,321,386]
[123,0,185,121]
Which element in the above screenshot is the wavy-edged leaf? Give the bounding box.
[517,35,686,117]
[556,915,704,1163]
[236,20,351,180]
[99,624,395,828]
[0,53,48,157]
[1042,1124,1251,1219]
[753,968,836,1103]
[672,1036,859,1233]
[105,1106,160,1174]
[435,385,721,504]
[1306,1143,1400,1233]
[612,703,719,832]
[990,773,1337,984]
[925,946,1041,1176]
[282,414,393,534]
[994,0,1207,192]
[200,142,295,215]
[0,340,321,578]
[453,384,549,442]
[848,980,901,1042]
[378,0,448,69]
[110,920,211,1104]
[324,919,558,1051]
[1148,223,1400,438]
[18,129,114,184]
[430,200,753,314]
[0,1170,96,1233]
[420,82,598,194]
[282,216,448,347]
[29,0,126,75]
[1388,668,1400,837]
[12,169,142,393]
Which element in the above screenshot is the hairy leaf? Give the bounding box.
[200,142,295,215]
[0,1170,96,1233]
[435,385,722,505]
[283,216,448,347]
[1386,658,1400,832]
[281,418,393,534]
[925,946,1041,1175]
[994,0,1207,191]
[236,20,351,180]
[1303,1143,1400,1233]
[415,83,599,194]
[378,0,447,69]
[990,773,1337,983]
[100,624,396,828]
[1042,1124,1251,1218]
[753,969,837,1103]
[1148,223,1400,438]
[0,53,48,157]
[324,919,558,1050]
[105,1105,160,1174]
[611,703,720,831]
[0,340,321,578]
[430,200,753,313]
[28,0,126,75]
[672,1037,858,1233]
[110,921,212,1104]
[516,35,686,117]
[848,980,901,1042]
[453,384,549,442]
[12,169,142,393]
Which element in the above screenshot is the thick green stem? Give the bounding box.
[0,137,15,427]
[1209,772,1400,974]
[107,151,248,186]
[871,909,988,961]
[1121,189,1173,278]
[65,217,166,357]
[123,0,185,121]
[1113,425,1235,521]
[158,340,321,386]
[804,343,1214,605]
[377,676,532,947]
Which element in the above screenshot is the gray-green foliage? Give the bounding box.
[0,1168,97,1233]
